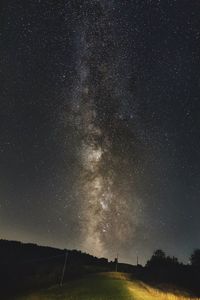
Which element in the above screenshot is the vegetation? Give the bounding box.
[16,273,198,300]
[0,239,112,299]
[143,249,200,297]
[1,240,200,299]
[190,249,200,267]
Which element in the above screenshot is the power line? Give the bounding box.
[0,253,65,265]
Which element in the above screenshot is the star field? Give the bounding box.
[1,0,200,264]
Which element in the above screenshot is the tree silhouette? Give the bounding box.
[190,249,200,267]
[146,249,179,269]
[153,249,166,259]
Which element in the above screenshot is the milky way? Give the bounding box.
[67,0,143,259]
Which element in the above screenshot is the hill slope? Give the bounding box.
[16,272,195,300]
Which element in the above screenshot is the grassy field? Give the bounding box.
[16,272,198,300]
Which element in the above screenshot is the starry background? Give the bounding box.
[1,0,200,265]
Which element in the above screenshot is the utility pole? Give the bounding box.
[60,250,68,287]
[115,253,118,272]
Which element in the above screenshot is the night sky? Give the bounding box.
[1,0,200,265]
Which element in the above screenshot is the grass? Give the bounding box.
[15,272,199,300]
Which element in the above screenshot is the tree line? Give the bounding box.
[135,248,200,297]
[146,248,200,268]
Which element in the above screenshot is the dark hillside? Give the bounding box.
[0,239,111,298]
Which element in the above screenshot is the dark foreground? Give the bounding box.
[1,240,200,299]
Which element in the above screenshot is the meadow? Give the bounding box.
[15,272,199,300]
